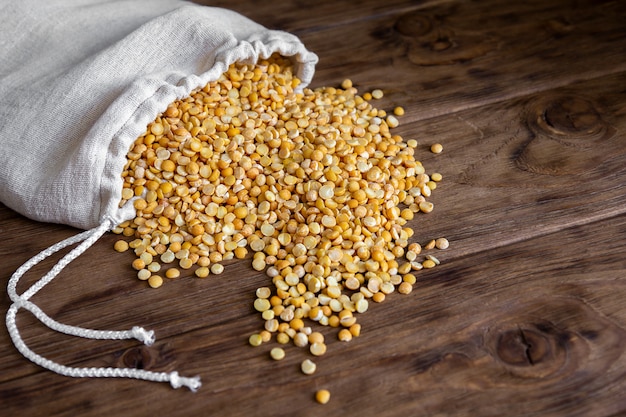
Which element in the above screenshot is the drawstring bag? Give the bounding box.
[1,0,317,391]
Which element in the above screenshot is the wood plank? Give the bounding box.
[2,72,626,415]
[1,207,624,416]
[196,0,626,121]
[1,0,625,416]
[389,71,626,259]
[2,76,625,377]
[291,0,626,121]
[195,0,453,33]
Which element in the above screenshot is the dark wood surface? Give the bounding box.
[2,0,625,416]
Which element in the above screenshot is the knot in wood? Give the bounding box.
[394,12,433,38]
[431,38,454,52]
[516,94,617,175]
[121,346,154,370]
[496,328,551,367]
[538,96,605,139]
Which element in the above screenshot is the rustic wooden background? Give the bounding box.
[1,0,625,416]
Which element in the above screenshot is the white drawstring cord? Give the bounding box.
[5,208,201,392]
[9,297,156,345]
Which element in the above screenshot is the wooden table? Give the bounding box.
[2,0,625,415]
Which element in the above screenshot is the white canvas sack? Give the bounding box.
[0,0,317,391]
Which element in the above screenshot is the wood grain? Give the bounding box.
[395,72,626,259]
[1,0,625,416]
[295,0,626,122]
[1,206,625,417]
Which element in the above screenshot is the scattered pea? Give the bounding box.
[403,274,417,285]
[260,330,272,343]
[147,261,161,273]
[131,258,145,271]
[419,201,434,213]
[308,332,324,345]
[265,319,279,332]
[249,333,263,347]
[160,250,175,264]
[194,266,210,278]
[350,323,361,337]
[254,298,271,312]
[315,389,331,405]
[210,263,224,275]
[301,359,316,375]
[148,275,163,289]
[112,55,450,387]
[422,259,437,269]
[386,115,399,128]
[165,268,180,279]
[310,342,327,356]
[355,299,369,314]
[398,282,413,294]
[372,292,386,303]
[113,240,129,252]
[276,332,290,345]
[270,347,285,361]
[256,287,271,298]
[252,258,266,271]
[293,332,308,347]
[179,258,193,270]
[431,143,443,154]
[435,238,449,249]
[137,269,151,281]
[338,329,353,342]
[426,254,440,265]
[371,89,384,99]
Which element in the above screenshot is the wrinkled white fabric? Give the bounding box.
[0,0,317,230]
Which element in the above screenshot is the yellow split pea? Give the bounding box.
[315,389,331,405]
[431,143,443,154]
[114,55,448,391]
